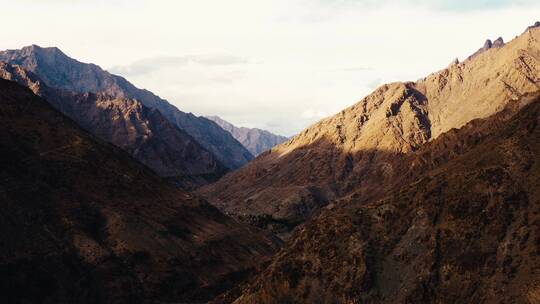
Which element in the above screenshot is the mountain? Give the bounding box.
[223,94,540,304]
[0,78,280,303]
[0,45,254,170]
[198,24,540,236]
[206,116,288,156]
[0,62,227,189]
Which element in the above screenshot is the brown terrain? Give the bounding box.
[0,62,227,188]
[206,115,288,156]
[225,94,540,304]
[0,78,280,303]
[0,45,254,170]
[198,24,540,237]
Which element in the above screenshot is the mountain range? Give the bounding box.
[0,61,227,189]
[0,45,254,185]
[206,116,288,156]
[1,21,540,304]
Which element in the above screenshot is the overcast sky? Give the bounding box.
[1,0,539,135]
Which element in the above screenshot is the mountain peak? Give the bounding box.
[526,21,540,31]
[199,24,540,237]
[467,36,505,60]
[0,45,254,170]
[493,36,505,47]
[205,115,288,156]
[20,44,64,57]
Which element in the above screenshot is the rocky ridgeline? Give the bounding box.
[0,45,254,171]
[199,23,540,237]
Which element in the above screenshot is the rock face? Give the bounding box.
[467,37,505,60]
[0,62,226,189]
[0,45,254,169]
[526,21,540,32]
[226,96,540,304]
[206,116,288,156]
[0,78,280,303]
[198,26,540,236]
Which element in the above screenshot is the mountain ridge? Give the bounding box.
[198,24,540,236]
[223,95,540,303]
[0,45,254,170]
[206,115,288,156]
[0,61,227,188]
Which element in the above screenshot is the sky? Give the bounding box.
[1,0,539,136]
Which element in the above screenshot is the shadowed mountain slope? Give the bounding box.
[0,45,254,169]
[0,62,226,189]
[199,24,540,236]
[206,115,288,156]
[0,79,280,304]
[222,94,540,304]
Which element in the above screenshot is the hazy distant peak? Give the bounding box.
[205,115,288,156]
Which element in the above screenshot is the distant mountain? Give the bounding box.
[0,45,254,170]
[0,78,280,303]
[206,116,288,156]
[0,62,226,189]
[198,24,540,237]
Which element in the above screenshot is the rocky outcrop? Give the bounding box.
[526,21,540,32]
[198,25,540,236]
[0,45,254,169]
[0,78,280,303]
[206,116,288,156]
[223,94,540,304]
[467,37,505,60]
[0,62,226,189]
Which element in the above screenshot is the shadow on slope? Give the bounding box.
[0,61,228,190]
[219,96,540,304]
[200,92,539,239]
[0,79,280,304]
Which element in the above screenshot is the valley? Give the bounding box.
[0,10,539,304]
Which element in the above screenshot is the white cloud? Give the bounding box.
[368,78,382,89]
[301,108,330,119]
[0,0,539,136]
[110,54,251,77]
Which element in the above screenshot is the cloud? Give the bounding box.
[110,54,251,77]
[367,78,382,89]
[342,67,374,72]
[301,108,330,119]
[317,0,538,12]
[412,0,537,11]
